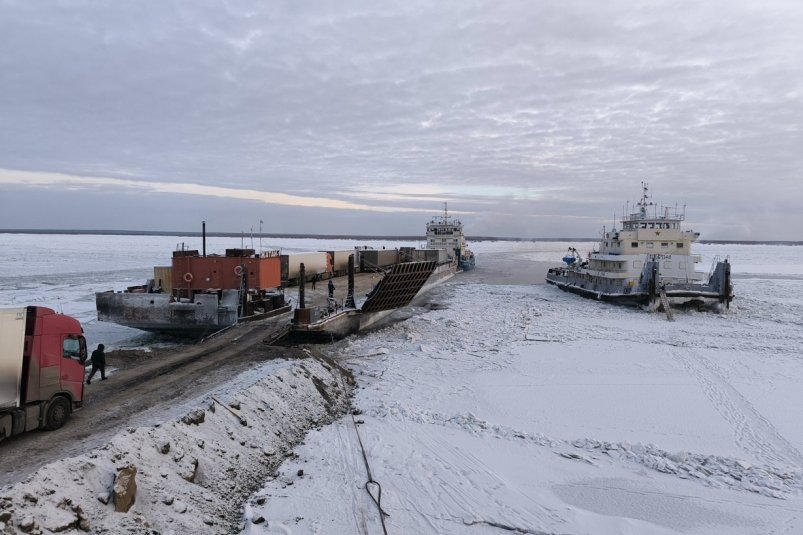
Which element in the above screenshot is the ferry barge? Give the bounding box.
[291,204,475,341]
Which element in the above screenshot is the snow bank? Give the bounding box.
[0,356,353,534]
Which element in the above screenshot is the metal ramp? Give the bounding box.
[360,261,437,313]
[659,289,674,321]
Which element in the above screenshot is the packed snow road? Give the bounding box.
[0,316,297,487]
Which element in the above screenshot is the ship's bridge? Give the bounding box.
[622,218,682,231]
[599,224,698,257]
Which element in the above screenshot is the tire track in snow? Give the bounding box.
[388,420,565,532]
[668,347,803,469]
[769,514,801,535]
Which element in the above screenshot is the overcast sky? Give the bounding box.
[1,1,801,240]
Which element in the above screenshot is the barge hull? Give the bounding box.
[291,260,446,343]
[96,290,289,334]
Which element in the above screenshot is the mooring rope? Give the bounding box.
[351,413,389,535]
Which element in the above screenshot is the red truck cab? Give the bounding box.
[1,306,87,440]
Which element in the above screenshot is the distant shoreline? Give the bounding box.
[0,229,799,246]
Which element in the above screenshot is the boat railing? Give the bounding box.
[707,255,721,280]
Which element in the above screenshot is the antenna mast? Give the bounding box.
[638,181,654,218]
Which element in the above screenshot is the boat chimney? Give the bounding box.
[202,221,206,257]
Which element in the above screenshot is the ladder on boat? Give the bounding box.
[659,289,674,322]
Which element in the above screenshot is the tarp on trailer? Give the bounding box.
[0,308,27,408]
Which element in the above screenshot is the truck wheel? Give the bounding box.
[45,397,71,430]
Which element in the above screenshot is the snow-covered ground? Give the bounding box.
[247,249,803,534]
[2,234,802,534]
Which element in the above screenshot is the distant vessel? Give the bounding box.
[425,202,475,271]
[546,183,733,312]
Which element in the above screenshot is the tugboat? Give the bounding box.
[546,183,733,312]
[425,202,475,271]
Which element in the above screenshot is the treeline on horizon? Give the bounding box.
[0,228,800,246]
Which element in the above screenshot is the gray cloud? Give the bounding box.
[1,0,801,239]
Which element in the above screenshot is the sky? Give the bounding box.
[1,0,801,240]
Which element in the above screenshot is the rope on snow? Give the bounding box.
[351,412,389,535]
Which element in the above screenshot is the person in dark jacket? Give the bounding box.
[328,278,335,299]
[86,343,107,384]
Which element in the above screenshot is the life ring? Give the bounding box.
[234,265,244,276]
[183,272,194,282]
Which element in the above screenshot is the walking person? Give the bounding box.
[86,343,107,384]
[328,278,335,299]
[311,273,317,290]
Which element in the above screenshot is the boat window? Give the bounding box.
[641,223,647,229]
[661,242,669,247]
[646,242,654,248]
[631,242,638,247]
[676,243,684,248]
